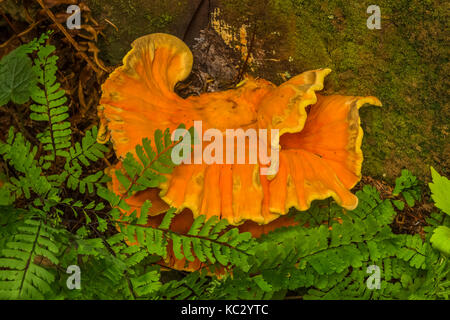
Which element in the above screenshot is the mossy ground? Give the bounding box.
[86,0,194,64]
[216,0,448,183]
[88,0,448,182]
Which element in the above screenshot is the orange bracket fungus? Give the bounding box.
[97,33,381,272]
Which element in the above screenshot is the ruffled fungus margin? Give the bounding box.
[97,33,381,271]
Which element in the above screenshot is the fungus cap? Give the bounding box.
[98,33,381,270]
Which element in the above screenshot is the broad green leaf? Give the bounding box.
[429,167,450,215]
[0,50,36,106]
[430,226,450,256]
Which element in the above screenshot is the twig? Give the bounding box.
[35,0,102,75]
[0,19,44,49]
[104,18,118,32]
[0,8,21,36]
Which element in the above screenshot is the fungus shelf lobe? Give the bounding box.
[97,33,381,271]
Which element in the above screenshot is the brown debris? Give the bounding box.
[35,0,103,75]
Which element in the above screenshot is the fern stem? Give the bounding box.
[18,220,42,297]
[119,139,182,200]
[116,220,252,257]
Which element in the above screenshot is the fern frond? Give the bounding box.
[29,44,71,167]
[69,126,109,167]
[0,128,52,200]
[0,218,64,299]
[392,169,421,207]
[115,126,190,197]
[218,183,442,300]
[104,128,256,269]
[119,209,256,271]
[156,271,212,300]
[50,126,110,194]
[0,33,49,106]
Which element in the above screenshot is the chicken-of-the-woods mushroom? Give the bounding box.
[97,33,381,272]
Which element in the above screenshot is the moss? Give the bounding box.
[86,0,191,65]
[144,13,174,29]
[216,0,448,182]
[90,0,448,182]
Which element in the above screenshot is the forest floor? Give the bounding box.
[0,0,447,238]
